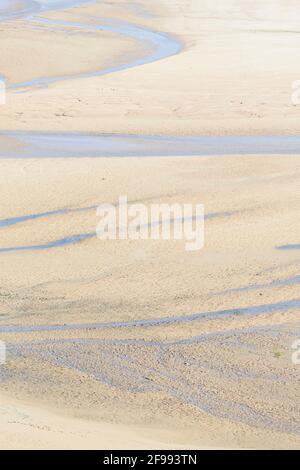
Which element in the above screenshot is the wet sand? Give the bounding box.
[3,133,300,158]
[0,0,300,450]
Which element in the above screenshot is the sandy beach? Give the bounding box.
[0,0,299,450]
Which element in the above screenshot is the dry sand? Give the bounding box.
[0,392,203,450]
[0,0,300,450]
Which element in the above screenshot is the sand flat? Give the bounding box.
[0,154,300,449]
[0,0,300,450]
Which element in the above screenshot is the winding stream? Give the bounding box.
[1,0,182,91]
